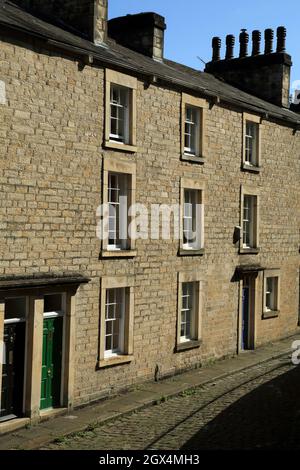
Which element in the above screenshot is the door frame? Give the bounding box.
[41,294,66,410]
[1,297,28,420]
[238,274,257,353]
[41,312,65,413]
[1,319,26,420]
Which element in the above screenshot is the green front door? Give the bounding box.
[40,317,63,410]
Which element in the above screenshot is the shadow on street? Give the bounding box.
[182,365,300,450]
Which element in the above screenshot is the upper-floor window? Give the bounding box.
[101,157,136,258]
[180,178,205,255]
[245,121,259,166]
[110,85,130,144]
[242,193,258,250]
[184,106,201,156]
[183,188,203,251]
[243,113,261,171]
[105,69,137,152]
[181,94,208,163]
[108,172,129,251]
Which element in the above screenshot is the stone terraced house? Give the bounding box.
[0,0,299,433]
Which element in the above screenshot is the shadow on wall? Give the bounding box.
[181,365,300,450]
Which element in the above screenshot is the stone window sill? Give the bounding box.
[262,310,280,320]
[101,250,137,259]
[239,247,260,255]
[181,154,205,164]
[178,248,205,257]
[98,355,134,369]
[175,339,202,353]
[242,163,261,173]
[104,140,137,153]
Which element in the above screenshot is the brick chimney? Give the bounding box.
[108,13,167,62]
[205,27,292,108]
[12,0,108,44]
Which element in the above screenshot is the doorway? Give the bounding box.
[40,295,64,411]
[241,276,255,351]
[0,298,26,421]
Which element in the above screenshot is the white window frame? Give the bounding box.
[184,106,200,156]
[105,69,137,153]
[104,287,125,357]
[240,186,259,252]
[180,178,205,254]
[107,172,129,251]
[177,272,203,349]
[263,270,280,315]
[102,157,136,257]
[243,113,261,170]
[99,276,134,368]
[181,94,208,161]
[109,85,130,144]
[180,282,196,342]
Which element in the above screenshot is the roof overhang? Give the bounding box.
[0,273,90,298]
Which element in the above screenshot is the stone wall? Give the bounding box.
[0,35,299,406]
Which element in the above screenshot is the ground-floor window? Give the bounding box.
[177,272,202,351]
[99,276,134,367]
[263,270,280,317]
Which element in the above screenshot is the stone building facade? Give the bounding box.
[0,0,299,432]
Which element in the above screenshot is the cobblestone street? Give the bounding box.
[43,354,300,450]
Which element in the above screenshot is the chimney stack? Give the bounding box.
[12,0,108,44]
[205,26,292,109]
[108,13,167,62]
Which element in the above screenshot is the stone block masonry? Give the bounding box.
[0,29,299,410]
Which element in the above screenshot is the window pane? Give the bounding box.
[266,277,278,311]
[44,294,63,313]
[108,173,128,249]
[180,282,195,341]
[110,85,129,143]
[183,189,200,248]
[245,121,258,165]
[184,106,199,155]
[105,288,125,355]
[243,195,255,248]
[5,298,27,321]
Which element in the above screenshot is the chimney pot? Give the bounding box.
[239,29,249,58]
[212,37,222,62]
[264,28,274,54]
[252,30,261,56]
[277,26,287,53]
[225,35,235,60]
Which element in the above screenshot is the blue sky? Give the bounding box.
[109,0,300,93]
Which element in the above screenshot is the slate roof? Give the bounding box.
[1,0,300,126]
